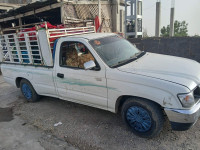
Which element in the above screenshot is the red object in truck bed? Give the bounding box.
[19,22,62,42]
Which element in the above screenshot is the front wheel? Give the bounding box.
[20,79,40,102]
[121,97,164,138]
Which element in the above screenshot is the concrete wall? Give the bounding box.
[128,37,200,62]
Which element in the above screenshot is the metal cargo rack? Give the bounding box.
[0,22,95,66]
[47,25,95,52]
[0,31,43,65]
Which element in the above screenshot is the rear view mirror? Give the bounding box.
[84,60,96,70]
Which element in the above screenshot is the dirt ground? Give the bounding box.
[0,76,77,150]
[1,75,200,150]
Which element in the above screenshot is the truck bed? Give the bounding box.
[1,63,56,97]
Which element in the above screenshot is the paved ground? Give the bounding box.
[1,75,200,150]
[0,76,77,150]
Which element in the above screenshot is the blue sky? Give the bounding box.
[143,0,200,36]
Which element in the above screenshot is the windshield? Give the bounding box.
[89,35,143,67]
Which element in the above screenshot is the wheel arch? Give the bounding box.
[16,77,35,89]
[115,95,163,113]
[16,77,24,88]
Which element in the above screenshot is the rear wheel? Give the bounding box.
[121,97,164,138]
[20,79,40,102]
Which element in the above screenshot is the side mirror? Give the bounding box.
[84,60,96,70]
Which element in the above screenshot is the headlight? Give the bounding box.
[178,92,195,108]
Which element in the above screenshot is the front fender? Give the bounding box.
[106,69,189,113]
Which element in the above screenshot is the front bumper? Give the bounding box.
[165,102,200,131]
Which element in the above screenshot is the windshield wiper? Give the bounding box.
[110,56,137,68]
[110,51,146,68]
[117,51,145,64]
[135,51,145,57]
[117,56,137,64]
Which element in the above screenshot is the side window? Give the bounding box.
[60,42,95,69]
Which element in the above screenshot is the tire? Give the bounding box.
[121,97,164,138]
[20,79,40,102]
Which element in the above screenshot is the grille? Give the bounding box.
[194,86,200,103]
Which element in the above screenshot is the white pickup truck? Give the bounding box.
[1,25,200,138]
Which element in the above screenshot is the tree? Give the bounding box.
[160,25,170,37]
[194,34,199,37]
[160,20,188,37]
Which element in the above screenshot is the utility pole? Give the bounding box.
[155,0,161,37]
[170,0,175,37]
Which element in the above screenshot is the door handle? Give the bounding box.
[57,73,64,78]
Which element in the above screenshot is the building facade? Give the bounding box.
[0,0,126,34]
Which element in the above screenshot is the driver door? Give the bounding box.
[55,40,108,109]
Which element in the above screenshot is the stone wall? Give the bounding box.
[128,37,200,62]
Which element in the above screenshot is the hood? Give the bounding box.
[118,52,200,90]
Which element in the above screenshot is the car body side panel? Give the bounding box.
[1,64,56,97]
[106,69,190,113]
